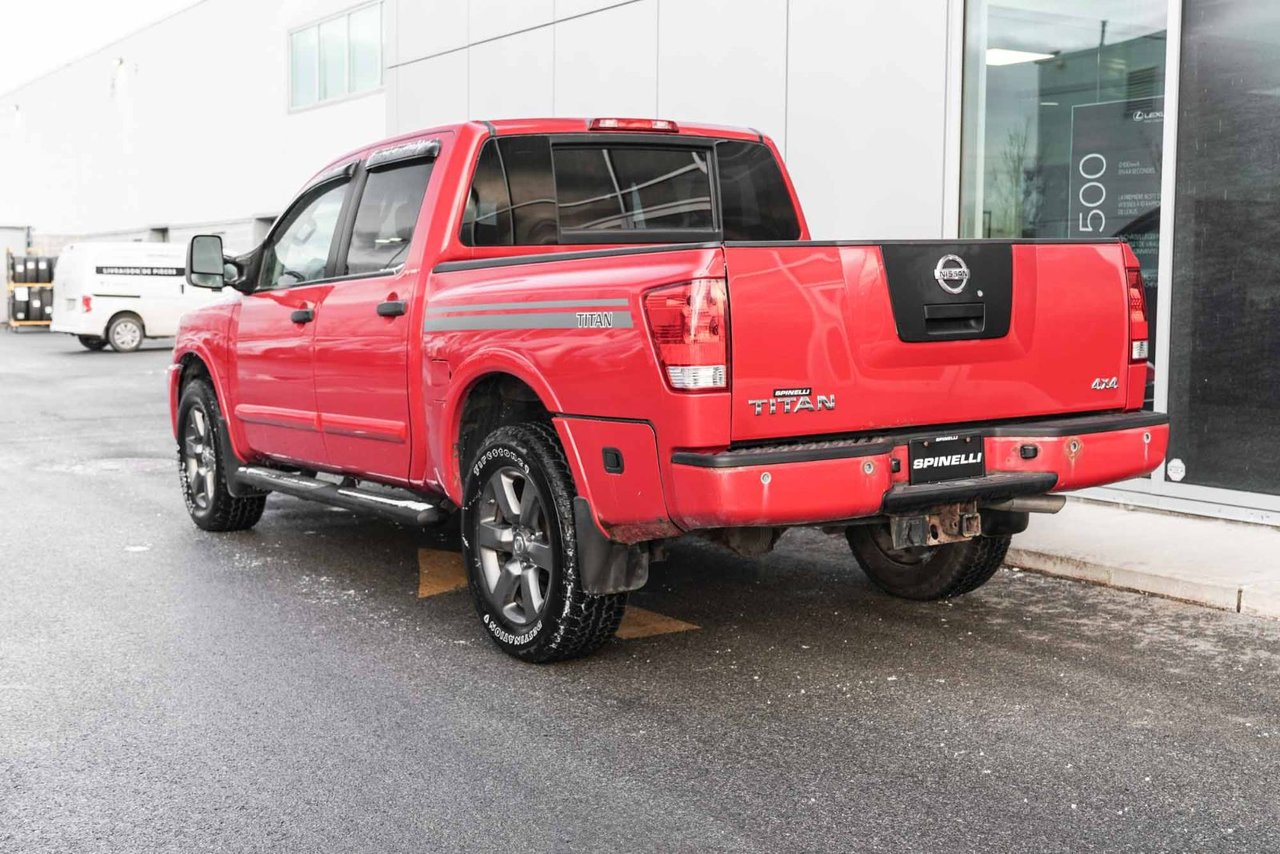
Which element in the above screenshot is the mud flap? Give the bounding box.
[214,409,262,499]
[573,497,649,595]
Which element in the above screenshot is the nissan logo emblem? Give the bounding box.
[933,254,970,294]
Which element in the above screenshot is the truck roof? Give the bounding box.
[480,117,763,141]
[307,117,769,190]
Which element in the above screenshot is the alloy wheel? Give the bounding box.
[474,466,554,627]
[181,404,217,510]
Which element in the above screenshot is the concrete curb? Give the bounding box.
[1007,547,1243,613]
[1003,499,1280,620]
[1242,582,1280,619]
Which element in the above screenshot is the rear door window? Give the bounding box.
[552,146,714,235]
[344,160,433,275]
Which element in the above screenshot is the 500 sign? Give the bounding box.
[1068,97,1162,241]
[1076,153,1108,234]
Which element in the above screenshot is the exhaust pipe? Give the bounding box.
[983,494,1066,514]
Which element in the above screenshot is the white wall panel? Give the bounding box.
[0,0,956,247]
[393,50,471,133]
[469,0,553,44]
[396,0,470,66]
[553,0,657,117]
[657,0,787,146]
[0,0,387,237]
[469,28,555,119]
[785,0,950,239]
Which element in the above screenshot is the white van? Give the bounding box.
[50,242,225,351]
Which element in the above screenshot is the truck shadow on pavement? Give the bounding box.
[241,495,1278,679]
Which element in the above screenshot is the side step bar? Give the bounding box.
[236,466,447,527]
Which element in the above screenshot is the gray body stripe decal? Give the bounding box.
[424,311,633,332]
[426,298,629,315]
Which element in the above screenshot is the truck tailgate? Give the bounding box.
[725,241,1133,442]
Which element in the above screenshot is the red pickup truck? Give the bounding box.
[171,117,1168,662]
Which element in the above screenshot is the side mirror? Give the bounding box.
[187,234,227,289]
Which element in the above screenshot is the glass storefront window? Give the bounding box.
[1166,0,1280,496]
[960,0,1167,407]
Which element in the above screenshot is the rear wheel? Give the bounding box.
[462,423,626,662]
[846,524,1010,600]
[107,314,144,352]
[77,335,108,351]
[177,379,266,532]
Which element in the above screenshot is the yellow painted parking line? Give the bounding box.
[416,549,698,641]
[616,606,699,640]
[418,549,468,598]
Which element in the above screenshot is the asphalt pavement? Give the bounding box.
[2,329,1278,853]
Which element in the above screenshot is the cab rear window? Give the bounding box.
[552,147,714,234]
[461,136,799,246]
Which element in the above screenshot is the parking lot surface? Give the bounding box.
[2,330,1278,853]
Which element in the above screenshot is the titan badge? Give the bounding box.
[747,387,836,416]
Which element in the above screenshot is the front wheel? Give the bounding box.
[462,423,626,663]
[77,335,108,351]
[177,379,266,532]
[846,524,1010,600]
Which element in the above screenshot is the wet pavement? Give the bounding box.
[2,330,1278,852]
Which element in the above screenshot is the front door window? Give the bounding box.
[259,180,349,290]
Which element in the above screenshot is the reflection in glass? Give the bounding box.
[553,147,713,232]
[960,0,1166,407]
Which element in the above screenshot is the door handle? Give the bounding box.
[377,300,408,317]
[291,308,315,324]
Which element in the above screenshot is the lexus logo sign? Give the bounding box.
[933,254,970,294]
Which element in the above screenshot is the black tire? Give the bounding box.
[177,379,266,532]
[846,524,1010,600]
[77,335,108,351]
[107,313,144,352]
[462,422,626,663]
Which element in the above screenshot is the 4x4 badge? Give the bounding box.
[934,254,970,294]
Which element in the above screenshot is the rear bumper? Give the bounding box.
[666,412,1169,530]
[49,316,99,336]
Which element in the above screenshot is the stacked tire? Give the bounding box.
[8,257,30,321]
[7,254,57,323]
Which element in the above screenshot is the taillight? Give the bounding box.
[1127,267,1149,362]
[643,278,728,391]
[81,295,92,313]
[589,117,679,133]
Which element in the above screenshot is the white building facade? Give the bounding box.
[2,0,1277,525]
